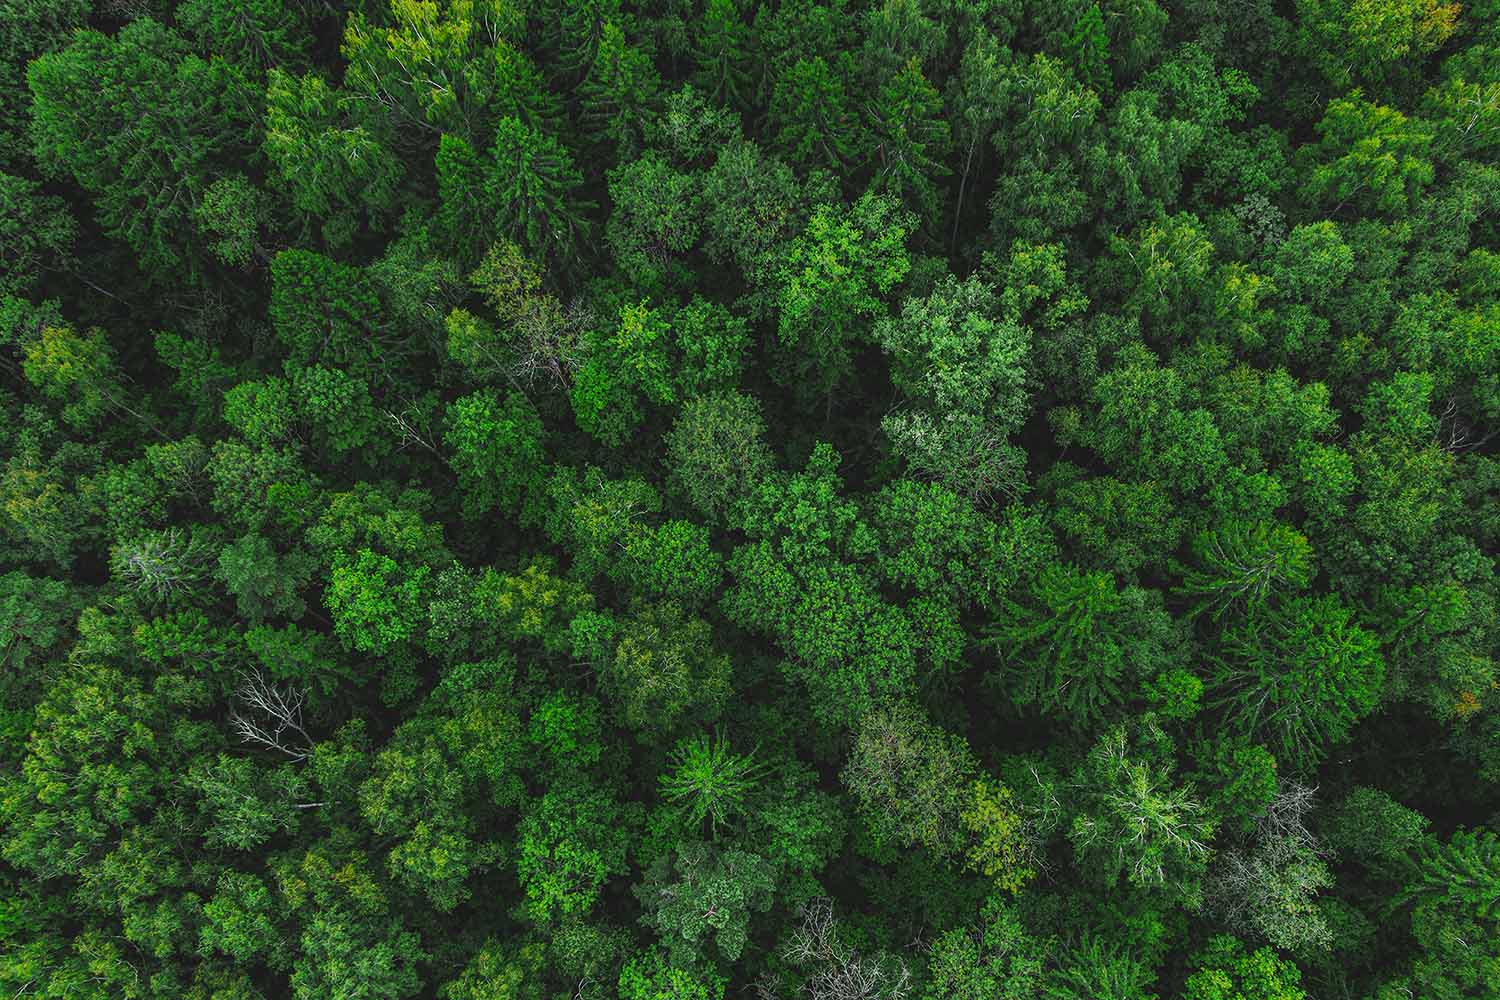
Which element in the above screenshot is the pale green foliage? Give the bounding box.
[875,274,1030,502]
[1207,784,1333,951]
[341,0,525,138]
[1183,935,1306,1000]
[1069,718,1216,904]
[842,699,975,857]
[1301,93,1436,216]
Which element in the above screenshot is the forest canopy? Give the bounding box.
[2,1,1499,999]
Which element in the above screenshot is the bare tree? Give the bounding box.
[1438,398,1497,453]
[509,294,592,392]
[784,899,913,1000]
[1206,781,1333,951]
[384,403,444,457]
[229,668,315,762]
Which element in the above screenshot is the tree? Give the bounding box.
[22,324,148,432]
[698,139,808,290]
[746,761,847,880]
[988,566,1184,727]
[1423,68,1500,162]
[199,870,290,967]
[1099,0,1167,82]
[867,58,951,218]
[1106,212,1216,339]
[340,0,524,142]
[665,392,775,527]
[1084,87,1203,226]
[842,700,976,859]
[775,193,913,407]
[635,841,776,965]
[1206,783,1334,951]
[229,667,317,763]
[454,239,590,390]
[0,172,75,298]
[987,54,1099,244]
[358,658,519,910]
[692,0,754,108]
[268,250,390,375]
[216,532,312,621]
[0,0,88,168]
[185,755,308,852]
[841,697,1034,890]
[1385,829,1500,998]
[960,779,1036,893]
[515,779,635,924]
[1175,522,1315,619]
[1,652,210,965]
[722,445,920,726]
[0,572,76,706]
[1322,786,1429,866]
[580,602,732,738]
[1068,718,1217,904]
[946,32,1010,249]
[193,175,269,268]
[545,465,663,582]
[856,0,944,85]
[288,364,381,458]
[770,56,861,172]
[263,68,404,247]
[444,389,546,521]
[646,83,743,167]
[618,948,725,1000]
[780,897,914,1000]
[606,153,701,289]
[1046,469,1184,578]
[1211,595,1385,764]
[438,941,546,1000]
[869,478,1024,646]
[1300,93,1435,216]
[1063,3,1110,92]
[1183,935,1306,1000]
[1054,343,1230,498]
[275,845,427,1000]
[874,274,1030,503]
[176,0,310,72]
[569,300,675,444]
[673,297,751,399]
[326,549,432,655]
[27,18,259,277]
[1296,0,1459,89]
[1044,935,1158,1000]
[922,895,1046,1000]
[578,21,661,156]
[659,732,766,840]
[437,118,588,267]
[1399,828,1500,919]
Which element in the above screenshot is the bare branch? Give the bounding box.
[229,668,314,762]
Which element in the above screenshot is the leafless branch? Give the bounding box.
[229,668,314,762]
[785,898,913,1000]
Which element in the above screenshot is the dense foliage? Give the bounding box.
[2,1,1499,998]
